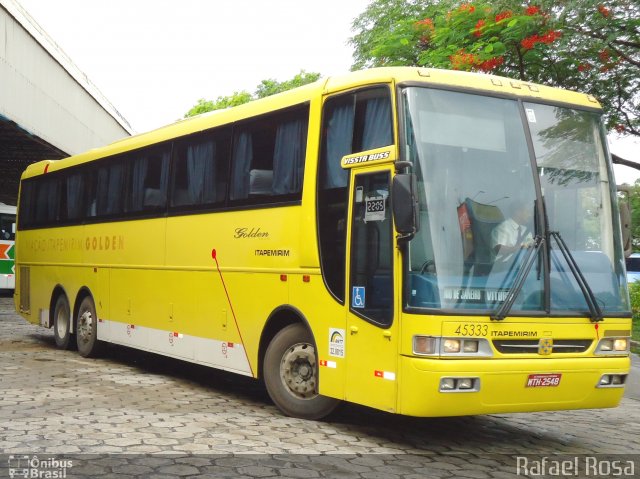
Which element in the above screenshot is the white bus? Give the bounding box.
[0,203,16,290]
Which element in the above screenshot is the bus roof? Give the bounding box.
[21,67,602,180]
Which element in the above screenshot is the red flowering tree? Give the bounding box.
[350,0,639,136]
[415,2,565,80]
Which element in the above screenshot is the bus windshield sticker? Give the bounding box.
[443,287,509,303]
[329,329,345,358]
[364,195,385,223]
[352,286,365,308]
[525,108,537,123]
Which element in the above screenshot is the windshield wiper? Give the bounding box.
[491,235,545,321]
[549,231,603,322]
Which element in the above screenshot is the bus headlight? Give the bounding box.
[614,339,628,351]
[463,340,479,353]
[412,336,493,357]
[443,339,461,353]
[596,337,630,355]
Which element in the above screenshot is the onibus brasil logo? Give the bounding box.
[8,455,73,478]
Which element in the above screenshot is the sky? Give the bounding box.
[14,0,640,184]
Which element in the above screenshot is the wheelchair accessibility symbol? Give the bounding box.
[352,287,365,309]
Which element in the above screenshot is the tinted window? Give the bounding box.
[350,171,394,326]
[171,129,230,209]
[65,170,86,221]
[95,159,127,217]
[127,147,170,213]
[34,176,60,225]
[230,106,308,203]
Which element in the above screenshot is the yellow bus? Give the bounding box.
[14,67,632,419]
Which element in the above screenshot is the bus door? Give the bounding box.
[345,168,399,412]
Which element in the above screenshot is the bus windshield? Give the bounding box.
[401,87,629,315]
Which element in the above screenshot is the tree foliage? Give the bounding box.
[184,71,321,118]
[255,71,321,99]
[350,0,639,136]
[626,179,640,250]
[184,91,253,117]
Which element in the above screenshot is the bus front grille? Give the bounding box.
[492,339,593,354]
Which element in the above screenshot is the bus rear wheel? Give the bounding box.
[76,295,102,358]
[263,323,339,420]
[53,294,74,350]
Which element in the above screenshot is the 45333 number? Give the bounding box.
[454,324,488,337]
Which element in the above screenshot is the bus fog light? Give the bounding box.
[413,336,437,355]
[611,374,625,385]
[458,378,473,389]
[440,378,456,391]
[613,339,628,351]
[443,339,461,353]
[463,340,479,353]
[598,374,627,388]
[599,375,611,386]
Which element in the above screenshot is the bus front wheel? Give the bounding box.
[263,323,339,420]
[76,295,102,358]
[53,294,74,350]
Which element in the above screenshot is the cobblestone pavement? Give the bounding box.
[1,295,639,478]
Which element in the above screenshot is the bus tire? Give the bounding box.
[76,295,102,358]
[53,294,74,350]
[263,323,339,420]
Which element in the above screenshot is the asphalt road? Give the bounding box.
[1,294,639,478]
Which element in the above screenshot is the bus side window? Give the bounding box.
[127,147,170,213]
[33,176,60,226]
[66,171,86,221]
[171,129,230,209]
[230,106,308,203]
[96,159,126,217]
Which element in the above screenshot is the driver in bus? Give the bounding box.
[491,201,534,262]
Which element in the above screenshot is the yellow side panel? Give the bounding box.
[289,274,347,400]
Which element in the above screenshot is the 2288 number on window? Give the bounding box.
[454,324,488,337]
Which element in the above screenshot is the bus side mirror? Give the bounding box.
[392,173,419,243]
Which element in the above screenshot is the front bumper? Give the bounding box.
[398,355,629,417]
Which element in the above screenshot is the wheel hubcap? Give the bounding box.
[56,305,69,338]
[77,309,93,343]
[280,343,317,399]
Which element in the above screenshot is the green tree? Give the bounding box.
[628,179,640,249]
[184,70,321,118]
[255,71,321,99]
[184,91,253,117]
[350,0,639,136]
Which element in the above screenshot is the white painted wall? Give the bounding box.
[0,0,132,155]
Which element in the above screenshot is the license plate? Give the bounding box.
[526,373,562,388]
